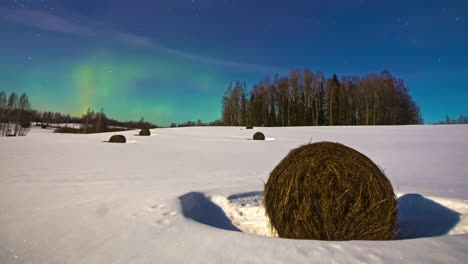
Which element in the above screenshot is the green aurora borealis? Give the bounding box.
[1,40,239,125]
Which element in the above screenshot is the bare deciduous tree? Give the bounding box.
[221,70,422,127]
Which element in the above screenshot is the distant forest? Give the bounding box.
[221,70,423,126]
[1,69,425,137]
[0,90,157,136]
[0,91,33,136]
[436,115,468,125]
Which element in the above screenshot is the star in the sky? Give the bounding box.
[13,0,25,8]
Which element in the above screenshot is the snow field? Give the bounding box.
[1,125,467,263]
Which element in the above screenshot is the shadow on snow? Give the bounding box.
[178,192,240,232]
[395,193,460,239]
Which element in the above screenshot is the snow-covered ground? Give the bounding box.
[0,125,467,263]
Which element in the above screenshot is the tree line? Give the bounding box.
[221,70,422,127]
[0,90,158,136]
[31,109,156,132]
[436,115,468,125]
[0,90,33,136]
[170,119,224,128]
[39,108,157,134]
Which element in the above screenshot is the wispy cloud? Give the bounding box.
[0,7,284,73]
[115,31,285,73]
[0,7,95,36]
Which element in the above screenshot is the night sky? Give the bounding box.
[0,0,467,125]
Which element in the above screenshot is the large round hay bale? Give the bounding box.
[109,135,126,143]
[139,128,151,136]
[264,142,396,240]
[253,132,265,140]
[246,125,254,129]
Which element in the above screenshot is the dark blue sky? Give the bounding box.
[0,0,467,124]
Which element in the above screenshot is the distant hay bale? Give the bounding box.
[109,135,126,143]
[264,142,397,241]
[253,132,265,140]
[246,125,254,129]
[139,128,151,136]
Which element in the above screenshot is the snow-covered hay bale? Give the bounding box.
[139,128,151,136]
[109,135,126,143]
[264,142,397,240]
[246,125,254,129]
[253,132,265,141]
